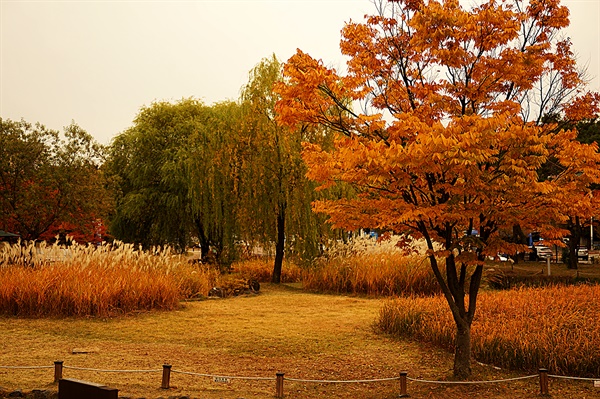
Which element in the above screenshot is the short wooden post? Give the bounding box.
[399,371,409,397]
[539,368,549,396]
[161,364,172,389]
[276,372,284,398]
[54,360,63,383]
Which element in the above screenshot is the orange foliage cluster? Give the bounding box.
[276,3,600,376]
[302,252,442,297]
[564,92,600,121]
[275,0,600,262]
[0,241,218,317]
[378,285,600,377]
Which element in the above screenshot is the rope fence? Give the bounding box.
[1,361,598,398]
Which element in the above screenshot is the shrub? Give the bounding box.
[377,285,600,377]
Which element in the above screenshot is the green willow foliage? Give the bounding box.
[106,59,345,269]
[107,99,208,252]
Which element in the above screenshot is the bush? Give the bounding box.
[377,285,600,377]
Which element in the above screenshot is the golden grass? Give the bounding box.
[377,284,600,377]
[0,241,218,317]
[302,252,441,296]
[0,285,595,399]
[231,258,303,283]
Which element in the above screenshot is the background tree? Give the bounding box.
[107,99,208,251]
[240,56,337,283]
[185,101,245,263]
[276,0,600,378]
[107,99,245,261]
[0,118,109,242]
[542,93,600,269]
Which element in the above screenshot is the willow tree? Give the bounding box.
[185,101,245,263]
[107,99,210,251]
[276,0,600,378]
[240,56,335,283]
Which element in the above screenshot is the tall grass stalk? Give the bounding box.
[0,240,218,317]
[303,237,442,296]
[377,285,600,377]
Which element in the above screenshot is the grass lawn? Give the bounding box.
[1,283,598,398]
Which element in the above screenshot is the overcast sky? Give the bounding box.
[1,0,598,145]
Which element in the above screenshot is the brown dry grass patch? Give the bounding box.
[0,284,597,398]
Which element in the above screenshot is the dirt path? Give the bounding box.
[0,284,597,398]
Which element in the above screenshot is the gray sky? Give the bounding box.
[1,0,598,145]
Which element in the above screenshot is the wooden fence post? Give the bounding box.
[276,372,285,398]
[399,371,409,397]
[54,360,64,383]
[161,364,172,389]
[539,368,549,396]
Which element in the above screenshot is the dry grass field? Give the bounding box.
[1,284,598,399]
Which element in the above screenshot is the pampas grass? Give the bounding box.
[377,285,600,377]
[302,236,442,296]
[0,240,218,317]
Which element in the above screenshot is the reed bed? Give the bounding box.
[232,258,303,283]
[0,241,218,317]
[302,237,442,296]
[377,284,600,377]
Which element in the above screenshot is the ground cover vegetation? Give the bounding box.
[0,240,217,317]
[377,284,600,378]
[1,284,598,399]
[2,0,600,393]
[1,239,600,397]
[275,0,600,378]
[301,237,443,296]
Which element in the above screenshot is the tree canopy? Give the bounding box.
[106,99,217,253]
[0,118,109,242]
[275,0,600,378]
[106,71,340,272]
[239,56,339,282]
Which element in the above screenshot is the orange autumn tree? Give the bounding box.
[275,0,600,378]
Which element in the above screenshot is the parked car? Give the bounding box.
[531,244,553,261]
[577,246,589,260]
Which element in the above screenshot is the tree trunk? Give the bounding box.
[454,322,472,379]
[567,216,581,270]
[272,205,285,284]
[510,224,528,264]
[195,219,211,260]
[420,227,482,380]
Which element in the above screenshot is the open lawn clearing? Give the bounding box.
[0,284,597,398]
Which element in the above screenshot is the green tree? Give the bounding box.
[107,99,208,251]
[240,56,336,282]
[107,99,245,261]
[0,118,109,241]
[185,101,245,263]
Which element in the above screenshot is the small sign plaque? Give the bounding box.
[213,376,231,384]
[594,380,600,388]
